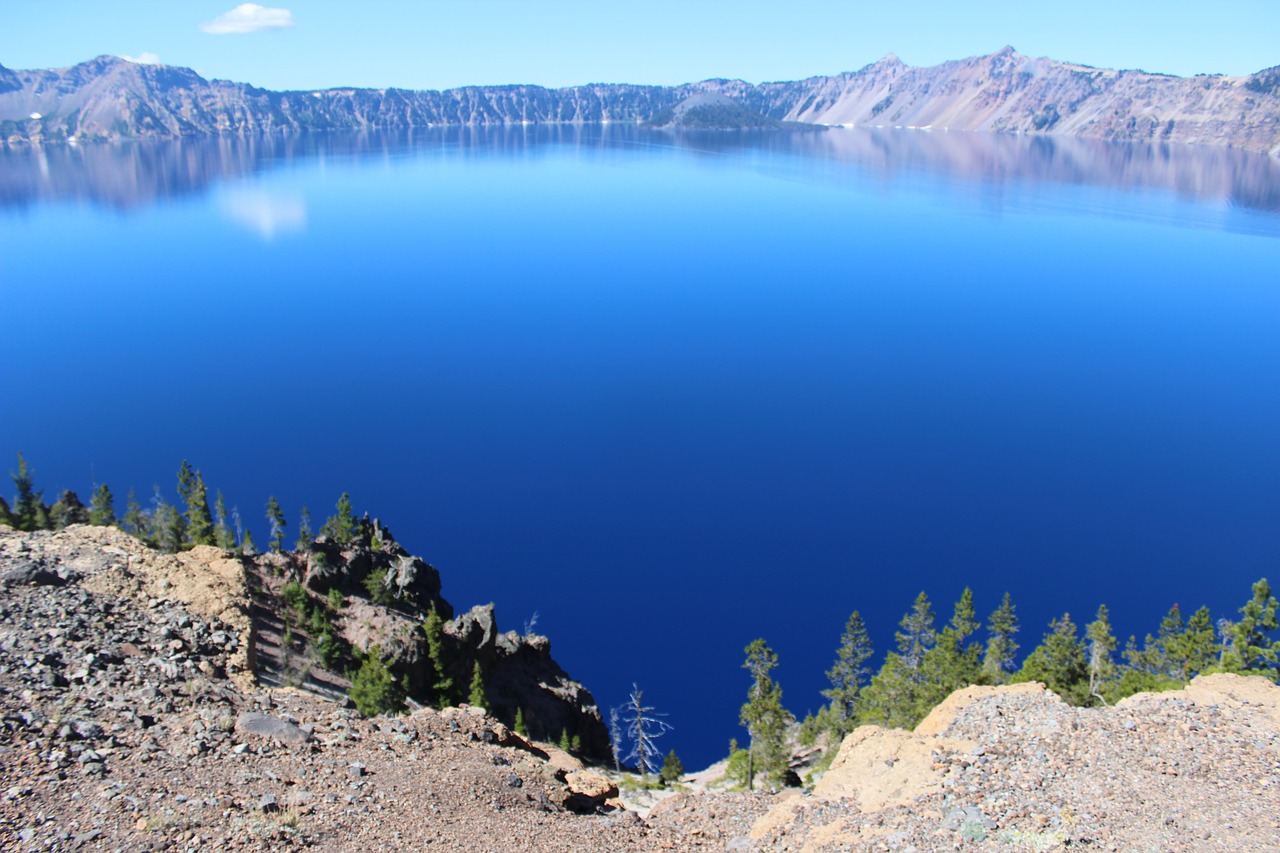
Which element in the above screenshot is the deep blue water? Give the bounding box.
[2,126,1279,769]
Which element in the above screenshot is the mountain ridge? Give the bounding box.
[1,49,1279,154]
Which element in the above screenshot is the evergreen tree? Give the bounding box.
[823,610,873,734]
[182,468,213,547]
[918,588,983,711]
[296,505,313,551]
[660,749,685,785]
[350,646,405,717]
[982,592,1020,683]
[120,489,146,538]
[321,492,357,547]
[897,591,937,671]
[88,483,115,526]
[515,707,528,736]
[557,729,572,751]
[0,496,12,527]
[1016,613,1089,705]
[213,491,235,550]
[1085,604,1118,704]
[49,490,90,529]
[176,460,197,505]
[266,496,287,553]
[467,661,486,708]
[422,606,454,706]
[10,453,46,532]
[148,487,184,553]
[740,639,791,790]
[1167,605,1218,679]
[241,528,258,556]
[1223,579,1278,676]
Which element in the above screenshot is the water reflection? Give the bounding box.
[2,125,1279,219]
[219,189,307,239]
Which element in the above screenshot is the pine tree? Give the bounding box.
[557,729,572,751]
[1168,605,1217,679]
[213,491,235,550]
[1016,613,1089,705]
[740,639,791,790]
[88,483,115,526]
[241,528,258,556]
[0,496,12,527]
[422,606,454,706]
[918,588,983,711]
[467,661,486,708]
[897,591,937,672]
[660,749,685,785]
[823,610,873,734]
[515,707,528,736]
[1223,579,1278,676]
[149,487,184,553]
[982,592,1020,683]
[182,468,214,547]
[350,646,405,717]
[120,489,145,538]
[49,490,90,529]
[176,460,197,505]
[10,453,46,532]
[321,493,357,547]
[1085,604,1118,704]
[296,505,313,551]
[266,496,287,553]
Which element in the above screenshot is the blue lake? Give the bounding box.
[1,126,1278,768]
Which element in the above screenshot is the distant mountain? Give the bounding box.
[2,49,1279,155]
[644,92,784,130]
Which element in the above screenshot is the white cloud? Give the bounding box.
[200,4,295,35]
[220,190,307,240]
[122,52,162,65]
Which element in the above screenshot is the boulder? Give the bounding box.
[235,712,312,748]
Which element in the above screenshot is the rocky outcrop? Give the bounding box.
[3,49,1279,154]
[0,522,612,764]
[444,604,611,760]
[749,677,1280,851]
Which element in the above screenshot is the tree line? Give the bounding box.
[736,582,1277,789]
[1,453,358,557]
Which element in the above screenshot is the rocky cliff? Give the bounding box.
[0,520,611,764]
[2,49,1279,154]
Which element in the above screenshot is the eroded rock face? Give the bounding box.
[445,603,612,763]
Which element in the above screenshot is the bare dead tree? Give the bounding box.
[622,684,672,783]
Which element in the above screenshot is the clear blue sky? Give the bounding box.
[2,1,1278,90]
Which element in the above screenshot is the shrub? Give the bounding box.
[349,646,405,717]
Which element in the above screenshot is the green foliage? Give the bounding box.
[120,489,145,538]
[982,592,1020,683]
[363,567,395,606]
[468,661,486,708]
[1085,604,1118,704]
[174,461,213,547]
[314,628,344,669]
[823,610,873,737]
[149,487,184,553]
[49,490,90,529]
[514,707,528,736]
[296,505,313,551]
[1015,613,1089,705]
[88,483,116,526]
[266,496,286,553]
[1223,578,1278,677]
[725,739,751,789]
[327,587,345,612]
[280,579,308,613]
[213,491,235,550]
[740,639,791,790]
[860,592,939,729]
[0,496,12,527]
[917,588,983,711]
[10,453,46,532]
[241,527,258,556]
[350,646,405,717]
[422,605,454,706]
[660,749,685,784]
[321,492,357,547]
[557,729,571,751]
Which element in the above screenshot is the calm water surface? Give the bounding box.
[2,126,1278,767]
